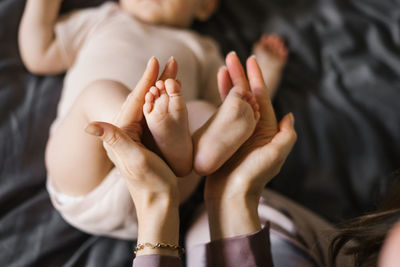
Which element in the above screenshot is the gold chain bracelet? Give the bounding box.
[134,242,185,255]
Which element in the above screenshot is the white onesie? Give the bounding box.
[46,2,224,240]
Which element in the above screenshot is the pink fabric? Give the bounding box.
[185,189,353,267]
[133,255,182,267]
[132,226,273,267]
[205,225,273,267]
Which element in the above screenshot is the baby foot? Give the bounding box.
[193,87,259,176]
[143,79,193,177]
[253,34,288,98]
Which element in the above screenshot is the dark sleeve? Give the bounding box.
[205,223,274,267]
[132,255,182,267]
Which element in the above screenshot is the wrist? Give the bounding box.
[135,196,180,257]
[205,194,261,241]
[204,173,263,204]
[133,189,179,210]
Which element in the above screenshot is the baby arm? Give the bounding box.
[19,0,66,74]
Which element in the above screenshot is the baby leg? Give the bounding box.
[178,100,217,203]
[45,80,131,196]
[46,80,216,202]
[253,34,288,98]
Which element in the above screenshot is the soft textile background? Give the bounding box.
[1,0,399,266]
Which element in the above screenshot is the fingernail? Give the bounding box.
[167,56,175,63]
[250,54,257,59]
[219,65,227,71]
[288,112,295,126]
[85,124,103,136]
[228,51,237,56]
[147,56,156,67]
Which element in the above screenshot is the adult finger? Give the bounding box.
[115,57,159,127]
[159,56,178,81]
[263,113,297,163]
[225,52,250,94]
[85,121,143,165]
[246,56,276,123]
[217,66,233,101]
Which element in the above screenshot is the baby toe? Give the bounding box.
[165,78,181,97]
[243,92,260,116]
[156,80,166,91]
[144,92,155,113]
[269,34,282,44]
[249,98,260,114]
[150,86,160,98]
[229,86,247,99]
[146,90,155,103]
[278,47,289,59]
[261,34,269,41]
[143,102,153,114]
[243,90,254,101]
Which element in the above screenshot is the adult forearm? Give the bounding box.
[205,194,261,241]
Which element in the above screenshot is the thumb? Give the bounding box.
[85,121,136,159]
[267,113,297,161]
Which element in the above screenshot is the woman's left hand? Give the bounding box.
[204,53,297,240]
[205,53,297,203]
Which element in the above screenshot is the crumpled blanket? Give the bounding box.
[1,0,399,266]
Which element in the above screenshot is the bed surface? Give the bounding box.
[1,0,399,266]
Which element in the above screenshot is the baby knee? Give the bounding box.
[78,79,131,122]
[80,80,130,100]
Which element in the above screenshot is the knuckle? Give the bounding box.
[135,154,148,169]
[104,130,120,146]
[290,130,298,143]
[116,154,148,180]
[121,125,142,141]
[272,165,283,177]
[270,147,287,168]
[123,163,138,179]
[268,147,281,161]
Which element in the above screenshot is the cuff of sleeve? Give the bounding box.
[205,223,273,267]
[133,255,182,267]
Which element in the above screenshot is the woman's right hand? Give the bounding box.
[85,57,181,257]
[204,53,297,240]
[86,57,180,205]
[86,119,181,257]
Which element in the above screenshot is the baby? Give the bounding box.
[19,0,288,239]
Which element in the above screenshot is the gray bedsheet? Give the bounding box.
[1,0,399,266]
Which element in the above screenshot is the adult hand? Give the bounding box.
[205,52,297,240]
[85,57,181,257]
[86,57,180,202]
